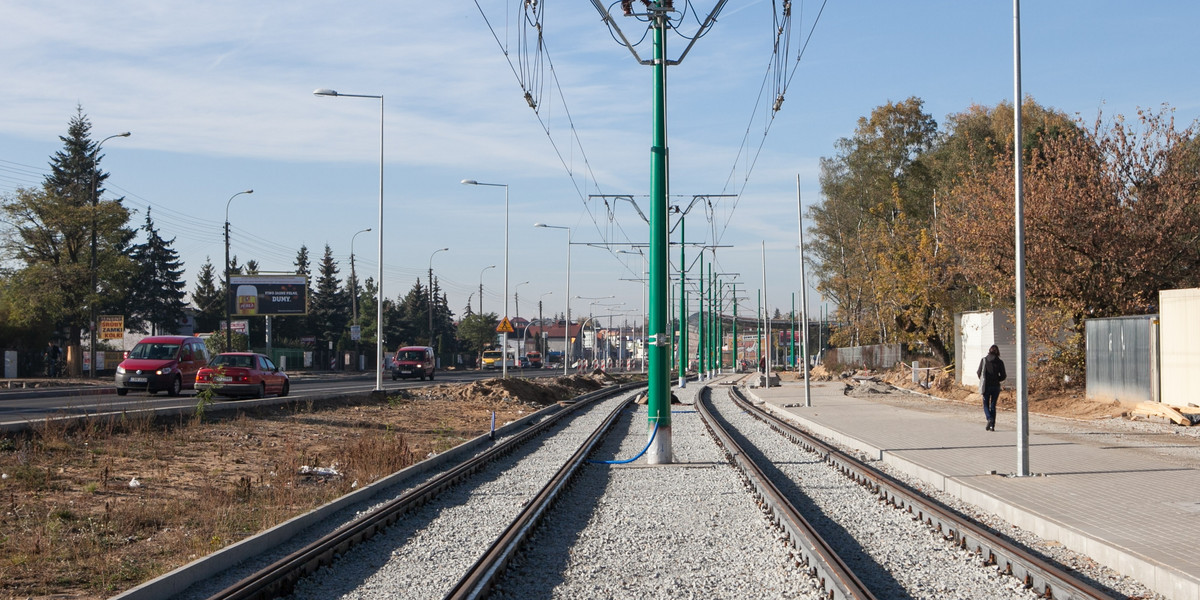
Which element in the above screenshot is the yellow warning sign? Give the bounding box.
[496,317,515,333]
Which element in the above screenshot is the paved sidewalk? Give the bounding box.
[743,380,1200,600]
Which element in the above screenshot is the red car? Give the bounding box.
[195,352,290,398]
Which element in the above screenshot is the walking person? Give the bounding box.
[976,344,1007,431]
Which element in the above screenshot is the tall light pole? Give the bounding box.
[462,179,509,378]
[581,296,618,365]
[224,189,254,352]
[89,131,130,378]
[535,223,571,375]
[478,264,496,316]
[514,280,530,321]
[350,227,372,371]
[428,247,449,345]
[314,88,385,392]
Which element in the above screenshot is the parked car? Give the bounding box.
[114,336,209,396]
[525,351,543,369]
[195,352,290,398]
[392,346,435,381]
[519,356,531,369]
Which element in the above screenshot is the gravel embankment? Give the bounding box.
[491,383,822,599]
[282,391,635,600]
[705,386,1045,600]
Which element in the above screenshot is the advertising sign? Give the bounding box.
[219,320,250,334]
[99,315,124,340]
[228,275,308,316]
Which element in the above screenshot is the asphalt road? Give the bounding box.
[0,368,567,433]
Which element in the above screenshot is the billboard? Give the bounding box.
[228,275,308,316]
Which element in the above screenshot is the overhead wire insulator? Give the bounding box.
[773,94,784,112]
[524,91,537,109]
[621,0,634,16]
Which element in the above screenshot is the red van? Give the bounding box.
[392,346,435,381]
[114,336,210,396]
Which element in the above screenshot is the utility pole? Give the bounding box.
[589,0,731,464]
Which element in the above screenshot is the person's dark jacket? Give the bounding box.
[977,353,1007,390]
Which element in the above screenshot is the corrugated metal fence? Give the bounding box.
[1085,315,1156,404]
[821,343,902,370]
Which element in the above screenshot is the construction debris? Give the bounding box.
[1128,402,1199,426]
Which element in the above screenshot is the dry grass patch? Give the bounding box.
[0,374,608,599]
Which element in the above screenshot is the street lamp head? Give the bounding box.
[242,189,254,195]
[313,88,339,97]
[116,132,131,138]
[461,179,478,185]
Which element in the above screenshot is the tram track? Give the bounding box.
[183,381,644,600]
[702,383,1116,600]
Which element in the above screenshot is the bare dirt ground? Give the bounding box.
[781,364,1133,420]
[0,373,617,600]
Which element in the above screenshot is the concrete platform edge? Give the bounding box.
[743,387,1200,600]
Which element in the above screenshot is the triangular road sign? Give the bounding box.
[496,317,515,333]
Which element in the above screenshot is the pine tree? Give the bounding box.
[0,107,135,364]
[192,258,223,333]
[309,244,348,350]
[128,208,187,334]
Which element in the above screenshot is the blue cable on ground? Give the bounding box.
[589,420,659,465]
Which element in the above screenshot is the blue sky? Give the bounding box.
[2,1,1198,329]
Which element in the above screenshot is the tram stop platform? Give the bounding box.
[739,379,1200,600]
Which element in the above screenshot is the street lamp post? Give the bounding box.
[89,131,130,378]
[514,280,530,322]
[350,227,372,371]
[534,223,571,375]
[428,247,449,345]
[224,189,254,352]
[314,88,385,393]
[462,179,509,378]
[478,264,496,315]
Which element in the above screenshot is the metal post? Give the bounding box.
[677,215,687,388]
[724,283,734,372]
[1013,0,1030,476]
[646,0,672,463]
[698,251,705,381]
[224,189,253,352]
[797,174,811,406]
[89,132,129,378]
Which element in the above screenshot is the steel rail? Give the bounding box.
[207,381,644,600]
[726,386,1117,600]
[697,386,878,600]
[445,393,636,600]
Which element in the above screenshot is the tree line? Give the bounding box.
[809,97,1200,388]
[0,108,485,374]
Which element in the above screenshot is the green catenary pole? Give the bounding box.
[718,279,724,372]
[697,251,705,380]
[677,215,686,387]
[732,283,738,371]
[646,1,671,464]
